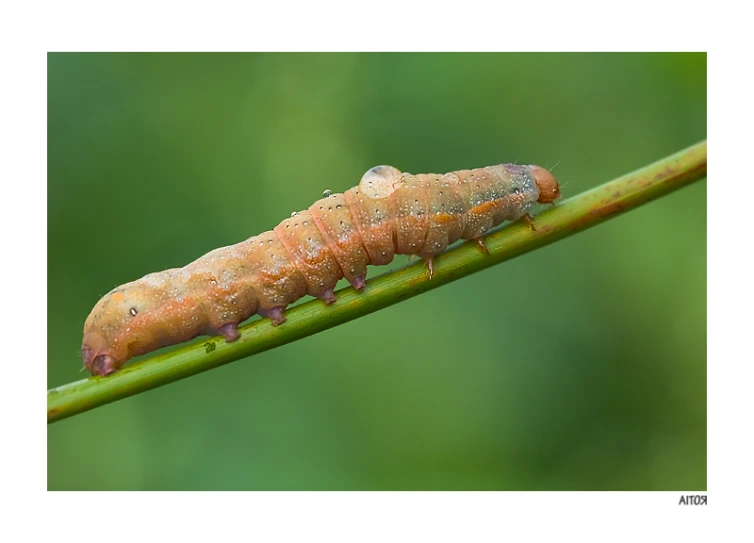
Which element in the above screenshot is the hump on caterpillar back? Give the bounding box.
[359,165,403,198]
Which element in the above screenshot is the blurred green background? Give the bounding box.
[47,53,706,490]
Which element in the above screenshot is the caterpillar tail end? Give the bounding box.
[530,165,561,204]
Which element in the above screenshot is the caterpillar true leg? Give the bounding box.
[474,238,490,255]
[425,258,435,280]
[521,213,537,231]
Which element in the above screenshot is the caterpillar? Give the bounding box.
[82,162,560,376]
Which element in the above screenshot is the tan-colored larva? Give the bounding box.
[82,163,560,375]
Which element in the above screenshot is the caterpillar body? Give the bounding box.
[82,163,560,376]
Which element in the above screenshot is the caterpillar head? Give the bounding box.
[81,279,166,376]
[530,165,561,204]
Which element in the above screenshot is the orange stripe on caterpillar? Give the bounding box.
[82,162,561,376]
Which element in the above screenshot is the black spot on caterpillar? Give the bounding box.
[81,163,560,375]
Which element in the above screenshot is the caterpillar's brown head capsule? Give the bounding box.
[530,165,561,204]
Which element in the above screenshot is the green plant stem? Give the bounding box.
[48,140,707,423]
